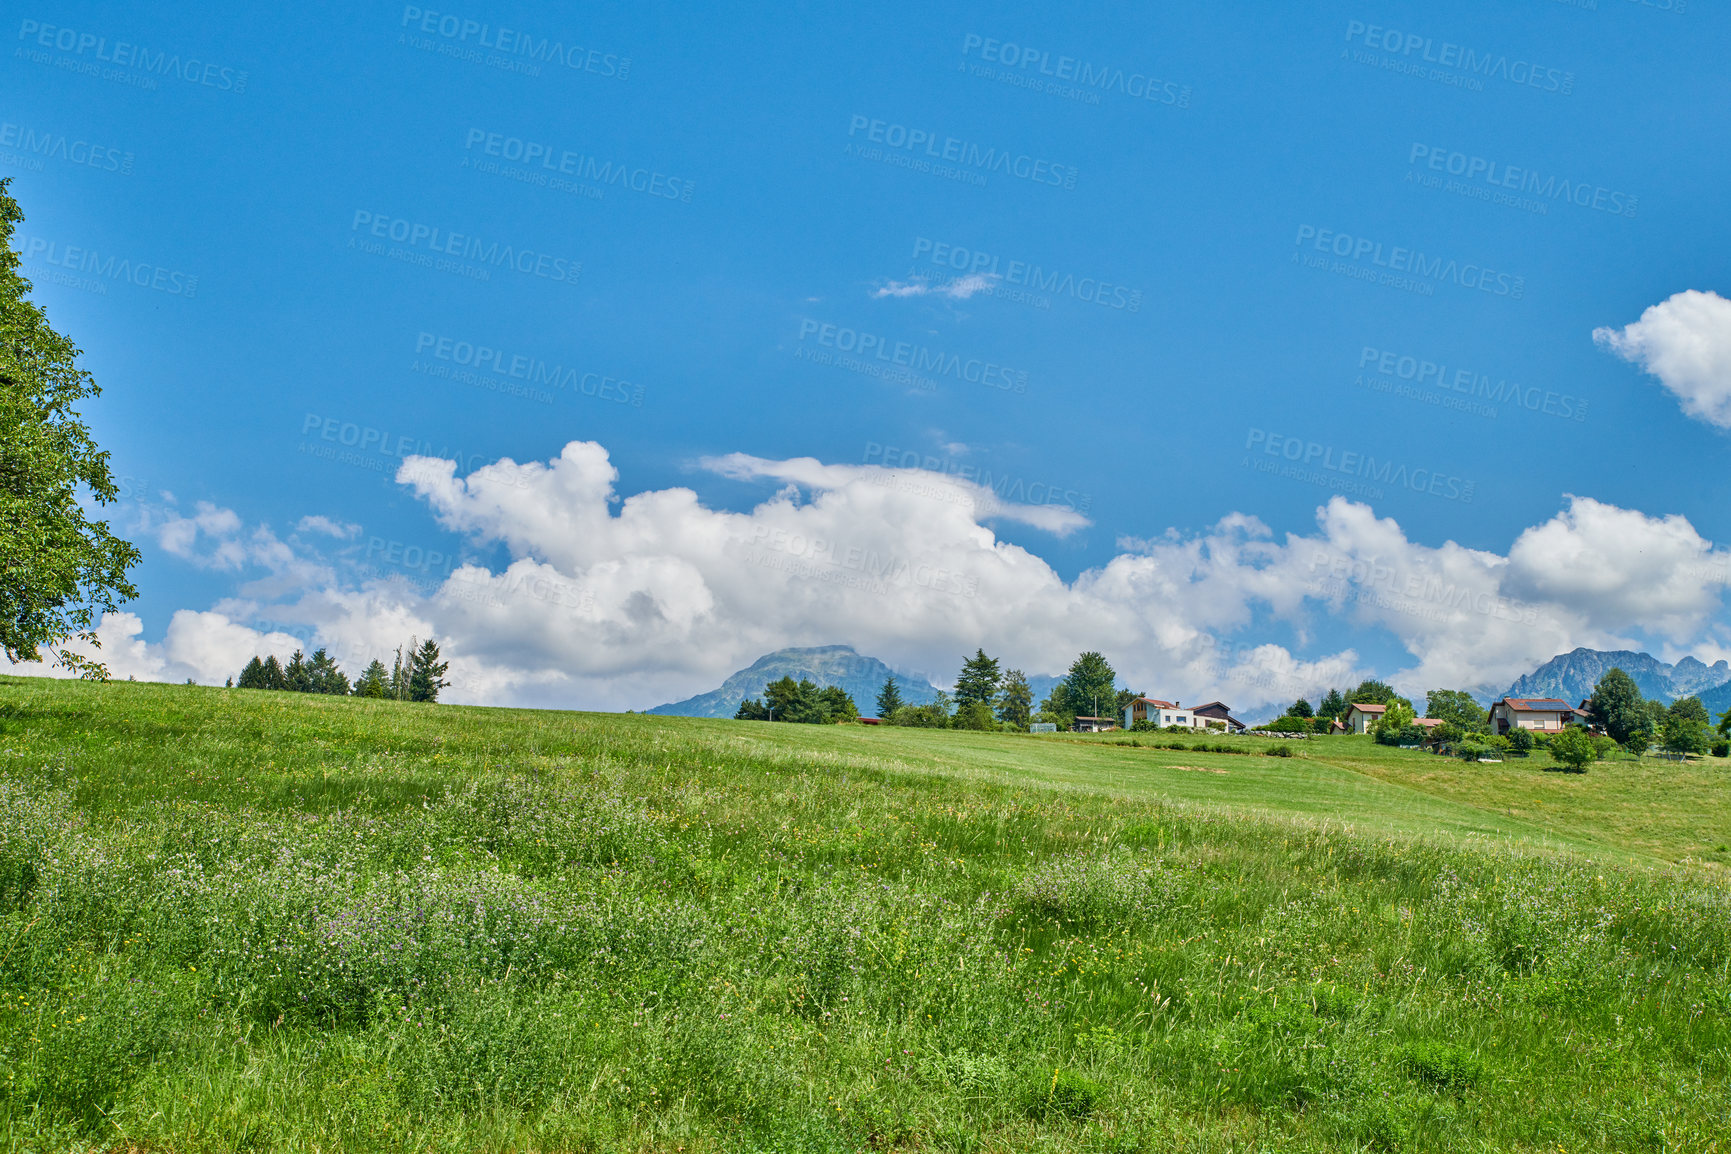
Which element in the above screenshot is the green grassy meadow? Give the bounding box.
[2,676,1729,1152]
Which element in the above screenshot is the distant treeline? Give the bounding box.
[234,638,449,702]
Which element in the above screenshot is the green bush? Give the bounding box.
[1264,745,1294,758]
[1508,729,1535,753]
[1713,741,1730,759]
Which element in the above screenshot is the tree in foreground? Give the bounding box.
[995,669,1033,730]
[1548,725,1599,772]
[1288,697,1313,718]
[875,676,904,720]
[734,697,770,721]
[0,178,140,676]
[408,639,449,702]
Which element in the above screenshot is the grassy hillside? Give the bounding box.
[2,677,1728,1152]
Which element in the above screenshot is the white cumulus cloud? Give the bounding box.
[15,442,1731,719]
[1594,289,1731,428]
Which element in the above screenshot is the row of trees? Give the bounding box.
[734,677,859,723]
[235,639,450,703]
[730,650,1131,733]
[872,650,1126,732]
[1586,667,1724,757]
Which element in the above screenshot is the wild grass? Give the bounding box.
[1,676,1728,1151]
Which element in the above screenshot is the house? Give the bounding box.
[1412,717,1445,732]
[1573,699,1598,730]
[1341,702,1386,734]
[1073,715,1116,733]
[1189,701,1248,733]
[1486,697,1574,735]
[1123,697,1195,729]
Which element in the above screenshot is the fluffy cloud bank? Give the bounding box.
[14,442,1731,715]
[1595,289,1731,429]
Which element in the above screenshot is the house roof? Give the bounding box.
[1412,717,1445,728]
[1346,702,1387,714]
[1129,697,1180,709]
[1190,700,1233,712]
[1498,697,1572,711]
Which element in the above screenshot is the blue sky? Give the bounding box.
[7,0,1731,712]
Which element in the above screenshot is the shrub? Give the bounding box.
[1264,745,1294,758]
[1021,1067,1103,1120]
[1714,741,1730,759]
[1507,729,1535,753]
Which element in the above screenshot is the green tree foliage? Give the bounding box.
[235,656,268,689]
[408,639,449,703]
[818,685,858,723]
[1425,689,1488,732]
[0,180,140,676]
[952,699,996,730]
[389,645,412,700]
[995,669,1033,730]
[1260,716,1312,734]
[353,660,390,699]
[305,648,349,695]
[733,697,770,721]
[1062,652,1117,722]
[1311,715,1335,735]
[953,649,1000,708]
[284,651,312,693]
[1372,701,1417,744]
[1588,668,1647,750]
[259,655,286,690]
[1288,697,1313,718]
[1668,696,1709,726]
[1317,688,1346,720]
[874,676,904,720]
[1717,707,1731,739]
[763,676,828,724]
[1038,682,1075,730]
[1549,725,1600,772]
[1661,711,1709,757]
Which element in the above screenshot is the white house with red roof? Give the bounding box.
[1487,697,1574,735]
[1341,702,1386,734]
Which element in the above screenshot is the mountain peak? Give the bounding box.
[1504,648,1731,713]
[646,646,940,718]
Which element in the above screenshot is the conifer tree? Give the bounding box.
[260,655,286,690]
[875,676,904,719]
[236,655,266,689]
[954,649,1001,708]
[408,638,449,703]
[353,659,390,698]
